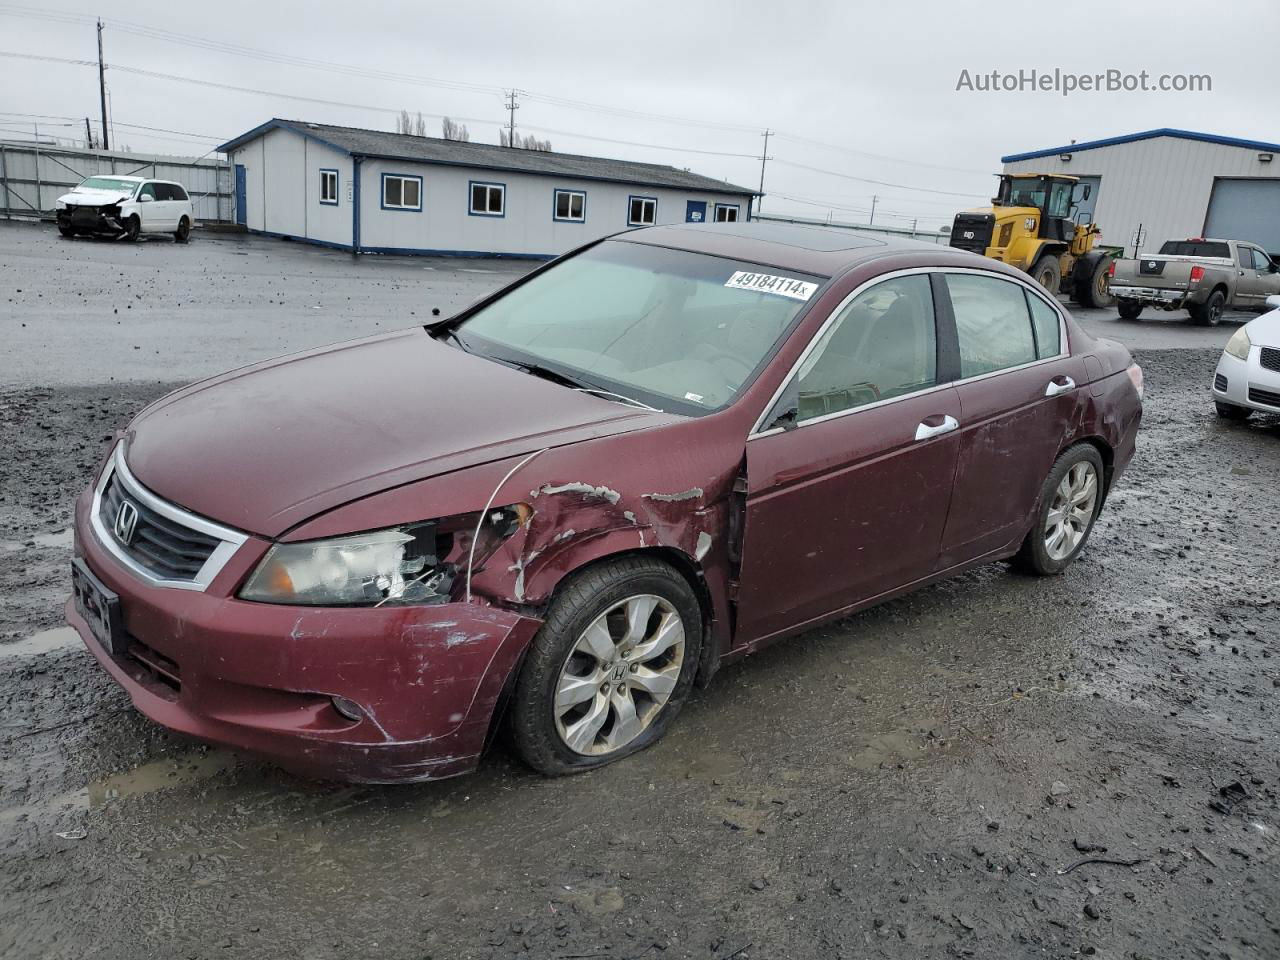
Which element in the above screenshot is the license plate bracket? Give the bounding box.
[71,558,126,657]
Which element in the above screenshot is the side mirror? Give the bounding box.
[1267,294,1280,310]
[138,194,153,203]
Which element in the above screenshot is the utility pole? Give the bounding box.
[869,194,878,225]
[504,90,520,148]
[97,18,109,151]
[84,117,94,149]
[757,129,772,218]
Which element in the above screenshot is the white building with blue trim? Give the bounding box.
[1001,128,1280,258]
[217,119,758,259]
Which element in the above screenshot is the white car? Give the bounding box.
[54,175,193,243]
[1213,294,1280,419]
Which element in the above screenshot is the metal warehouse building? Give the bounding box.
[218,119,758,258]
[1002,128,1280,258]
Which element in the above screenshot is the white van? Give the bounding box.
[55,175,194,243]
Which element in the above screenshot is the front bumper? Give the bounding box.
[67,490,542,783]
[57,205,125,235]
[1213,348,1280,414]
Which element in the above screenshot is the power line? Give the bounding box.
[771,157,988,198]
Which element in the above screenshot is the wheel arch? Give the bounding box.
[481,542,719,759]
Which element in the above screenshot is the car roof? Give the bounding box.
[85,174,144,182]
[616,221,952,277]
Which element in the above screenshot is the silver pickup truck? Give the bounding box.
[1108,238,1280,325]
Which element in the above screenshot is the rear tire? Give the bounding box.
[1030,254,1062,296]
[1117,301,1143,320]
[1215,401,1251,421]
[174,216,191,244]
[1073,253,1116,308]
[1189,290,1226,326]
[507,557,702,777]
[1011,444,1106,577]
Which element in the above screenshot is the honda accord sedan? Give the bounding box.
[67,222,1143,783]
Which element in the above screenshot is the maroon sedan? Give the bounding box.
[67,223,1142,782]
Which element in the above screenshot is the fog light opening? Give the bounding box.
[331,696,365,722]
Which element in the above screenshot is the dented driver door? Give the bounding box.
[733,271,961,646]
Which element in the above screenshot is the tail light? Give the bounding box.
[1190,265,1205,282]
[1107,261,1116,277]
[1125,363,1144,401]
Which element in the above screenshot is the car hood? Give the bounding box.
[58,188,133,206]
[1245,308,1280,348]
[124,329,674,537]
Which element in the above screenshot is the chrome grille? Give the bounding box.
[99,474,219,580]
[90,446,247,590]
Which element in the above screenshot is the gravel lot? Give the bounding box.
[1,220,1278,960]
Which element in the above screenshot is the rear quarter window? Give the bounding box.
[1026,292,1062,358]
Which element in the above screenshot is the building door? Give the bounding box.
[1204,178,1280,259]
[234,164,247,226]
[685,200,707,223]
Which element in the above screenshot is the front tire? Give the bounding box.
[57,224,75,238]
[174,216,191,244]
[1030,254,1062,296]
[1012,445,1105,576]
[507,557,702,776]
[1189,290,1226,326]
[1215,401,1251,421]
[122,215,141,242]
[1117,301,1143,320]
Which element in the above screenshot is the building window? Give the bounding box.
[554,189,586,222]
[319,169,338,205]
[628,195,657,226]
[713,203,740,223]
[469,181,505,217]
[382,173,422,211]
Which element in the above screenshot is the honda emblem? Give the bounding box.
[113,500,139,545]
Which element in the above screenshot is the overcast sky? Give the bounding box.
[2,0,1274,231]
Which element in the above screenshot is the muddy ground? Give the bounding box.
[2,223,1279,959]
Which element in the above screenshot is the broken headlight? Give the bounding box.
[239,505,529,606]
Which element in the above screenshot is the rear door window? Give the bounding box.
[793,274,937,421]
[169,183,189,201]
[946,273,1038,378]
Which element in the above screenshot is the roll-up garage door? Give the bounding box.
[1203,178,1280,258]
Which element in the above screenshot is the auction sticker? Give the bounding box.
[724,271,817,301]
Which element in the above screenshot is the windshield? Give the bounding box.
[77,177,138,194]
[454,240,825,415]
[1001,177,1046,208]
[1158,240,1231,258]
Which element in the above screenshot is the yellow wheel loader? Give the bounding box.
[949,173,1117,308]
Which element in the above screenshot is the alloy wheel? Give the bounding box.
[1043,461,1098,561]
[553,594,685,756]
